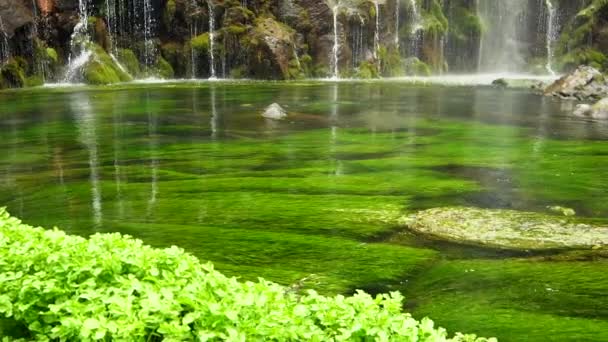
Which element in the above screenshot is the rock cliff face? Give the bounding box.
[0,0,604,86]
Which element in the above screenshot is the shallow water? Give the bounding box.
[1,81,607,341]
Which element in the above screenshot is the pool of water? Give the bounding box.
[1,81,607,341]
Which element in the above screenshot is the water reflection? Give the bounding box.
[71,92,103,229]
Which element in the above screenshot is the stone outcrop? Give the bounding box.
[262,103,288,120]
[0,0,34,38]
[544,65,608,100]
[573,97,608,120]
[408,207,608,250]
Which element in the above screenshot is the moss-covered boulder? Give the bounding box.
[83,45,133,85]
[408,207,608,250]
[0,59,26,89]
[115,48,142,77]
[245,17,300,80]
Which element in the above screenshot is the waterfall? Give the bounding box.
[351,18,364,68]
[477,0,528,73]
[64,0,92,82]
[0,17,11,65]
[331,5,339,79]
[106,0,117,55]
[408,0,422,57]
[208,0,217,79]
[544,0,557,75]
[142,0,156,69]
[190,1,199,79]
[395,0,400,48]
[373,0,380,58]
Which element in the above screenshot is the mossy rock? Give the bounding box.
[408,207,608,250]
[191,33,210,54]
[355,60,380,79]
[116,48,142,77]
[404,57,431,76]
[25,76,44,87]
[83,45,133,85]
[155,56,175,79]
[0,60,26,89]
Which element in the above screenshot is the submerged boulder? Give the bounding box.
[408,207,608,250]
[544,65,608,100]
[262,103,287,120]
[573,97,608,120]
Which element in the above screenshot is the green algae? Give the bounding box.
[0,82,607,341]
[404,259,608,341]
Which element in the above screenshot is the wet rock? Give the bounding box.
[492,78,548,90]
[408,207,608,250]
[544,65,608,101]
[262,103,287,120]
[573,104,593,118]
[248,18,299,79]
[573,97,608,120]
[0,0,34,38]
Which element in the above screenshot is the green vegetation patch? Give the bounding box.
[0,208,492,341]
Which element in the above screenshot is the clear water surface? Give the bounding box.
[1,81,607,341]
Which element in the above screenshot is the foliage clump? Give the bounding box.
[0,208,493,341]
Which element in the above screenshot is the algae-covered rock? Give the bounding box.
[83,45,132,85]
[246,17,300,79]
[116,48,142,77]
[155,56,174,79]
[408,207,608,250]
[0,59,26,89]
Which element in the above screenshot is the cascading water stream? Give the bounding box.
[477,0,528,73]
[331,5,339,79]
[190,0,199,79]
[208,0,217,79]
[544,0,557,75]
[0,17,11,65]
[64,0,92,82]
[142,0,156,69]
[373,0,380,58]
[408,0,422,56]
[395,0,400,48]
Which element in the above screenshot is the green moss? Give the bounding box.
[116,48,142,77]
[406,259,608,341]
[448,6,482,43]
[25,76,44,87]
[45,48,58,63]
[556,0,608,71]
[0,60,26,89]
[155,56,175,79]
[404,57,431,76]
[83,45,133,85]
[163,0,176,27]
[191,33,210,54]
[225,24,248,35]
[378,46,404,77]
[356,60,380,79]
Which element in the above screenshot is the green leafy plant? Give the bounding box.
[0,208,495,341]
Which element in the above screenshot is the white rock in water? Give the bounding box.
[573,98,608,119]
[573,104,592,117]
[262,103,287,120]
[591,97,608,119]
